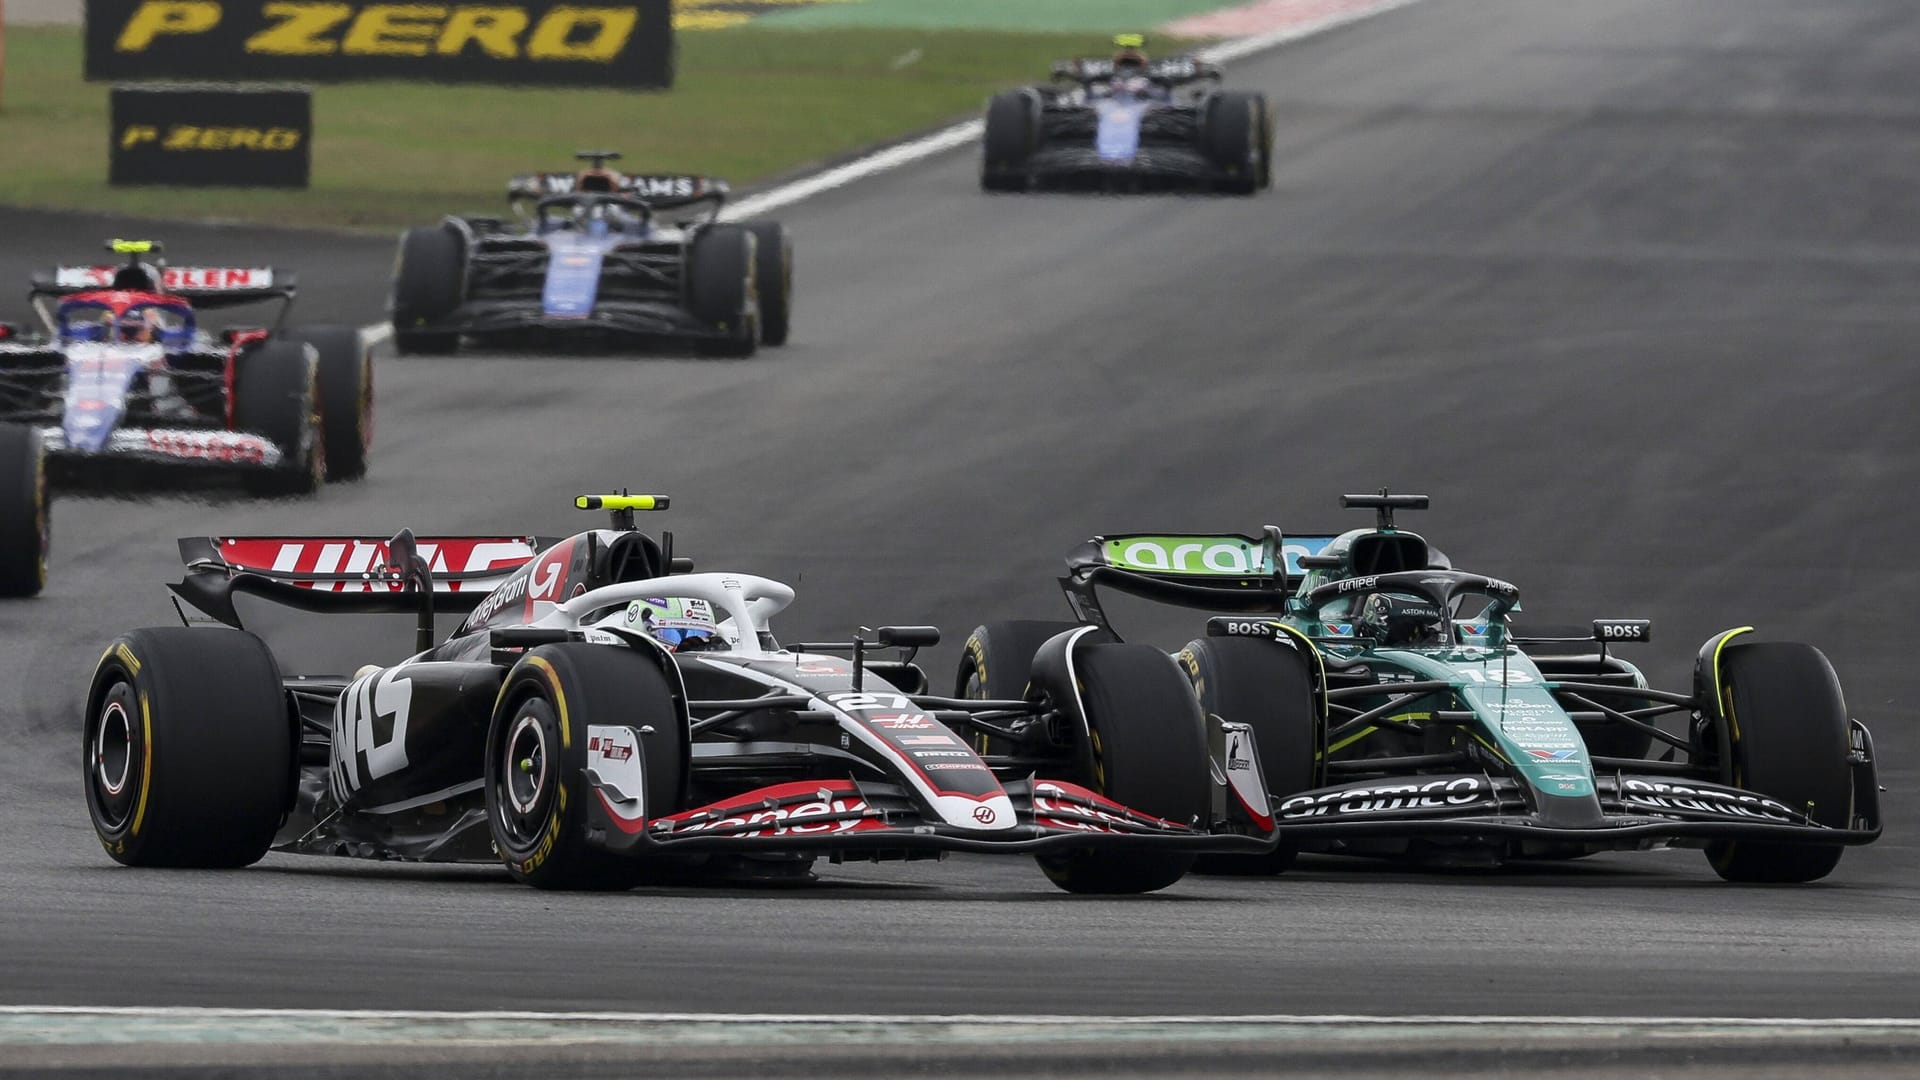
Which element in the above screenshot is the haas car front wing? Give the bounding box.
[581,719,1281,859]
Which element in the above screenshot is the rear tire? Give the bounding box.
[687,225,758,358]
[0,423,48,598]
[1177,636,1315,874]
[982,91,1036,192]
[744,221,792,347]
[390,226,464,355]
[956,620,1088,755]
[288,325,372,482]
[1705,642,1853,883]
[1203,91,1267,195]
[83,628,292,868]
[1032,642,1209,894]
[232,340,321,496]
[487,645,688,890]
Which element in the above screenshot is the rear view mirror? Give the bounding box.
[875,626,940,649]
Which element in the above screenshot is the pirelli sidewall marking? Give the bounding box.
[86,1,675,88]
[111,84,312,187]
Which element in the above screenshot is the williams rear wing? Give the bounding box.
[507,172,730,214]
[1058,530,1339,625]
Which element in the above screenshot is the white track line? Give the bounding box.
[360,0,1423,340]
[1,1007,1917,1027]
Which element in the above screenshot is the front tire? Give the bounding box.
[83,628,293,868]
[1177,636,1315,874]
[1705,642,1854,883]
[687,225,758,358]
[1203,91,1268,195]
[0,422,49,598]
[390,225,464,355]
[1031,642,1209,894]
[956,620,1087,755]
[232,340,322,496]
[288,324,373,482]
[744,221,792,347]
[982,91,1037,192]
[486,645,688,890]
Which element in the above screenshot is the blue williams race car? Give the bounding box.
[388,152,791,358]
[982,34,1271,194]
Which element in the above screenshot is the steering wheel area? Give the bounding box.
[533,193,654,233]
[1299,570,1520,641]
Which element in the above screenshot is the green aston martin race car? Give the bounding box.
[958,491,1881,882]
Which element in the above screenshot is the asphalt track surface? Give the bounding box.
[2,0,1918,1053]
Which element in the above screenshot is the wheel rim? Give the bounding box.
[88,681,141,832]
[496,700,556,849]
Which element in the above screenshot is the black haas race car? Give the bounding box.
[0,240,373,598]
[961,492,1881,883]
[981,34,1271,194]
[388,151,791,358]
[82,495,1276,894]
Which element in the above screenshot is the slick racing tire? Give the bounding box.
[688,225,759,358]
[1203,91,1269,195]
[233,340,323,497]
[390,226,464,355]
[1032,642,1209,894]
[745,221,793,347]
[0,423,49,598]
[956,620,1088,755]
[487,644,689,890]
[982,91,1037,192]
[1177,636,1315,875]
[288,325,373,482]
[83,628,293,868]
[1704,642,1853,884]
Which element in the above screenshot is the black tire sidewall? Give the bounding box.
[390,226,465,351]
[0,423,48,597]
[288,325,372,482]
[744,221,792,347]
[232,340,320,494]
[82,629,292,867]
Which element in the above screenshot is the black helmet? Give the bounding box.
[1355,592,1445,646]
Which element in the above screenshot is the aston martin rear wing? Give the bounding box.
[1058,530,1338,625]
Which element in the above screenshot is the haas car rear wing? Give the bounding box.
[170,533,560,632]
[1059,529,1338,626]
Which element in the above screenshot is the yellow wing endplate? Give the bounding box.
[1113,32,1146,48]
[109,239,157,254]
[575,494,670,512]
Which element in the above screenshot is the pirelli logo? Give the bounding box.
[111,86,313,187]
[85,1,675,88]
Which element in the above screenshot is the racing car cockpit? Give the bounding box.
[532,193,653,237]
[56,297,194,349]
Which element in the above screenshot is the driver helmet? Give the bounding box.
[575,168,621,195]
[1111,33,1149,73]
[1355,592,1446,647]
[114,313,155,344]
[624,596,718,651]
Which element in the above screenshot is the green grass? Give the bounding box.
[0,26,1180,230]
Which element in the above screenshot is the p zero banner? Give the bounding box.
[110,84,313,187]
[84,1,674,88]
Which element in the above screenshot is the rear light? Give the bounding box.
[0,323,14,340]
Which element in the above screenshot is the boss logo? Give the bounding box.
[1594,619,1651,643]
